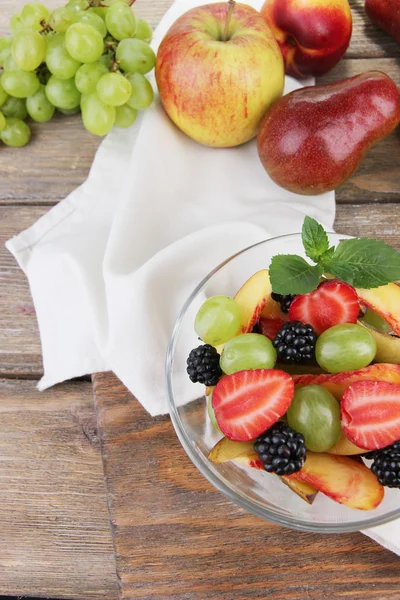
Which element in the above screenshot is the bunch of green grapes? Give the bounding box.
[0,0,155,147]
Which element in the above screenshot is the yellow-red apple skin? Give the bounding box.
[261,0,352,77]
[155,3,284,147]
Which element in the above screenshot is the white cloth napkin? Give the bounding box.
[6,0,396,553]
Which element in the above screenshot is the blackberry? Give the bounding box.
[186,344,222,386]
[365,441,400,488]
[254,421,306,475]
[273,321,317,364]
[271,292,296,314]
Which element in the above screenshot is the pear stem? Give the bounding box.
[222,0,235,42]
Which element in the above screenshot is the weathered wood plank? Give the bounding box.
[1,203,399,377]
[0,379,118,600]
[93,370,400,600]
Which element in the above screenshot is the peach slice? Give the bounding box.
[234,452,318,504]
[208,437,254,463]
[357,283,400,336]
[234,269,272,333]
[327,432,367,455]
[358,320,400,364]
[294,363,400,400]
[287,452,384,510]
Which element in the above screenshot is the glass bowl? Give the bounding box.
[166,232,400,533]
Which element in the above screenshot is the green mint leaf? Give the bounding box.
[325,238,400,288]
[302,216,329,263]
[269,255,324,295]
[320,246,335,265]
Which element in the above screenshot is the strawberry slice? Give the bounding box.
[211,369,294,442]
[289,279,359,335]
[341,380,400,450]
[259,316,286,340]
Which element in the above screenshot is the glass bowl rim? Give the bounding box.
[165,231,400,533]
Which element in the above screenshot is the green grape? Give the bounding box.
[20,2,50,31]
[104,0,132,4]
[49,7,78,34]
[1,96,28,120]
[2,70,40,98]
[89,7,108,20]
[58,106,81,115]
[0,117,31,147]
[45,75,81,110]
[81,92,115,136]
[4,54,19,71]
[134,19,152,43]
[0,112,5,132]
[361,309,391,334]
[79,12,107,38]
[0,38,12,67]
[220,333,277,375]
[67,0,89,12]
[194,296,242,346]
[10,14,25,36]
[207,392,222,433]
[26,84,55,122]
[75,61,108,94]
[96,72,131,106]
[99,52,112,69]
[0,79,8,108]
[287,385,341,452]
[114,104,137,128]
[12,30,46,72]
[105,2,136,41]
[116,38,155,74]
[45,33,81,79]
[315,324,377,374]
[126,72,153,110]
[65,23,104,64]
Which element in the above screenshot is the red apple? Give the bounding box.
[260,0,352,78]
[155,1,284,147]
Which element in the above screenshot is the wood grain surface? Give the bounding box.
[0,378,118,600]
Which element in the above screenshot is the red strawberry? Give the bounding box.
[259,316,286,341]
[289,280,359,335]
[212,369,294,442]
[341,381,400,450]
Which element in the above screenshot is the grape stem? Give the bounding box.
[222,0,235,42]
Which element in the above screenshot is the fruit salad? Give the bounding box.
[186,217,400,511]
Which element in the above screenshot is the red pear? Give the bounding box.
[257,71,400,195]
[365,0,400,46]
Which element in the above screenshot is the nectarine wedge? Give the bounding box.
[358,320,400,364]
[234,269,272,333]
[357,283,400,336]
[294,363,400,400]
[208,437,254,463]
[327,432,367,455]
[234,452,318,504]
[287,452,384,510]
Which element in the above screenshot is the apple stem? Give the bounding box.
[222,0,235,42]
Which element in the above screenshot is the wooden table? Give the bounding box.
[1,1,400,598]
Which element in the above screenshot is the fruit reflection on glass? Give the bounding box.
[260,0,352,78]
[257,72,400,195]
[186,217,400,510]
[0,0,155,147]
[155,1,285,147]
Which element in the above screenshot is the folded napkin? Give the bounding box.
[7,0,396,553]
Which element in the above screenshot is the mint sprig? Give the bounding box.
[269,217,400,294]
